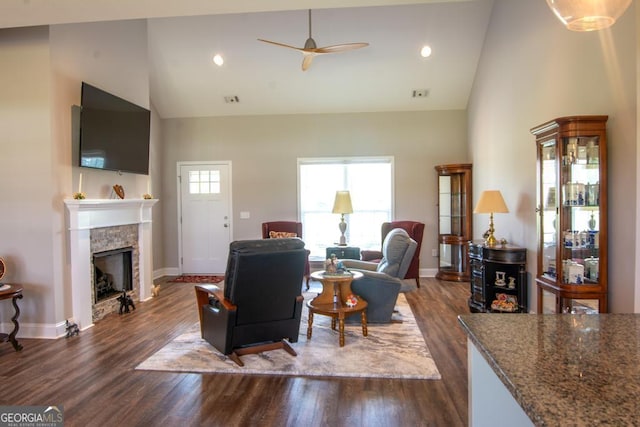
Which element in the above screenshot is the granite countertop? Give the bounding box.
[458,314,640,426]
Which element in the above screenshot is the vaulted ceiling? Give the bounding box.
[1,0,494,118]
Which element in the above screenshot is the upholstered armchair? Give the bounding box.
[262,221,311,289]
[341,228,418,323]
[195,238,307,366]
[360,221,425,287]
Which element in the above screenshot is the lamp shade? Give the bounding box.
[474,190,509,214]
[332,191,353,214]
[546,0,632,31]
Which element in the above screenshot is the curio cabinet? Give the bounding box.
[531,116,608,313]
[435,163,472,281]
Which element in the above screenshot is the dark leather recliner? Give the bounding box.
[360,221,425,287]
[195,238,307,366]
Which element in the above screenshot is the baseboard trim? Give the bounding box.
[154,267,437,280]
[154,267,179,280]
[1,321,69,339]
[420,268,438,278]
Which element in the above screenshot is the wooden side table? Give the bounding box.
[0,283,23,351]
[307,271,367,347]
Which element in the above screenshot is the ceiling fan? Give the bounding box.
[258,9,369,71]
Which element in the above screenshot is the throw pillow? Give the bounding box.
[269,231,297,239]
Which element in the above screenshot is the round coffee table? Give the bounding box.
[307,270,366,347]
[0,283,23,351]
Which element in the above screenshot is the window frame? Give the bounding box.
[297,156,395,258]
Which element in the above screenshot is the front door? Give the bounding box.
[178,162,231,274]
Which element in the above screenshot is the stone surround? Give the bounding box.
[90,224,139,322]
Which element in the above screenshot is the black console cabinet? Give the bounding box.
[468,240,527,313]
[326,246,361,260]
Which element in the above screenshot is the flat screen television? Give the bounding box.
[79,82,150,175]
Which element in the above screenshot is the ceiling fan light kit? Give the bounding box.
[258,9,369,71]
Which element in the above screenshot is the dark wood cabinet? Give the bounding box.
[435,163,472,281]
[531,116,608,313]
[468,241,527,313]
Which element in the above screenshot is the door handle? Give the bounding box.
[224,224,229,228]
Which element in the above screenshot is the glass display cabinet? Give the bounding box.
[435,163,472,281]
[531,116,608,313]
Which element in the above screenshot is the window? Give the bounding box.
[298,157,394,258]
[189,170,220,194]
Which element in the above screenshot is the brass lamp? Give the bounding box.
[546,0,632,32]
[332,190,353,246]
[474,190,509,247]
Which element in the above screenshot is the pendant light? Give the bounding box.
[546,0,632,31]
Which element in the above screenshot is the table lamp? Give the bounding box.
[332,190,353,246]
[474,190,509,247]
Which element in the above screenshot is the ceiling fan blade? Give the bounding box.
[301,53,315,71]
[257,39,304,52]
[259,9,369,70]
[315,43,370,54]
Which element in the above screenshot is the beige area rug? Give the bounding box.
[136,293,440,380]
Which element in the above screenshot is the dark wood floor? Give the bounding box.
[0,277,470,427]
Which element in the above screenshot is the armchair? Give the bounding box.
[360,221,425,287]
[195,238,307,366]
[341,228,418,323]
[262,221,311,289]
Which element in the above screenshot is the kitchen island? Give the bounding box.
[458,314,640,426]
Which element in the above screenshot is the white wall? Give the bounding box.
[50,20,151,200]
[149,106,164,275]
[0,26,56,333]
[468,0,637,312]
[160,110,468,272]
[0,20,153,337]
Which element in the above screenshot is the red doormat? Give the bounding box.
[169,275,224,284]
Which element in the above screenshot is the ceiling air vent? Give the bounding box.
[224,96,240,104]
[412,89,429,98]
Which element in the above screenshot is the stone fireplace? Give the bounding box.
[65,199,157,330]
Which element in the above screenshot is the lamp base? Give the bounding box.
[338,215,348,246]
[485,233,497,247]
[485,213,497,247]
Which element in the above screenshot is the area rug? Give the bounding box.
[136,293,440,380]
[168,275,224,284]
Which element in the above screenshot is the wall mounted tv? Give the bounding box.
[78,82,150,175]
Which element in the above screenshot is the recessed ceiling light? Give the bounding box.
[213,54,224,66]
[420,45,432,58]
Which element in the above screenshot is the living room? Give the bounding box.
[0,0,638,403]
[0,0,638,424]
[1,0,637,339]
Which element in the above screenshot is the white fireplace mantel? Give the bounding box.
[64,198,158,330]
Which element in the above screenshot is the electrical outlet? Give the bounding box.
[432,249,438,257]
[412,89,429,98]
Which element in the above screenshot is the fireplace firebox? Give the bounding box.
[93,247,133,303]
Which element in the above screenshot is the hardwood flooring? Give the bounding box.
[0,277,470,427]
